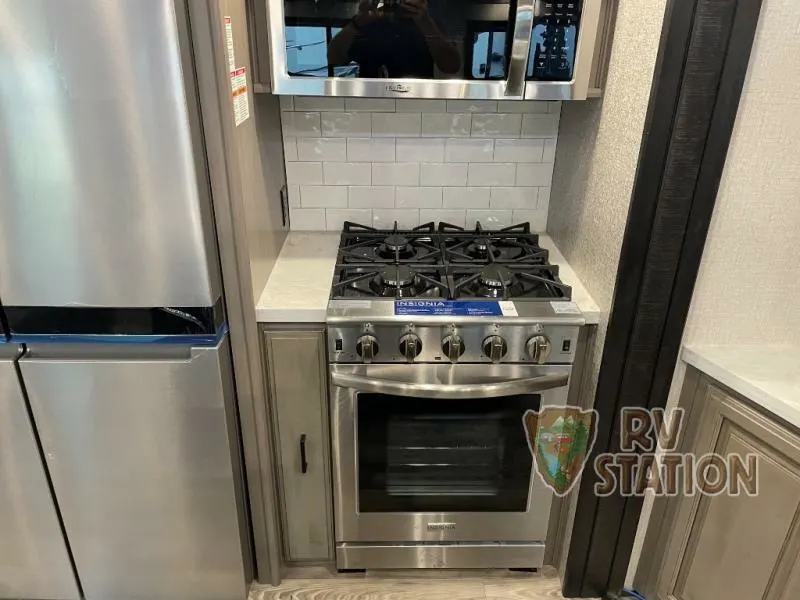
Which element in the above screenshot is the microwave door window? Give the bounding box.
[357,393,538,513]
[282,0,517,80]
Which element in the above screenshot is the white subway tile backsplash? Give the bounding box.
[422,113,471,137]
[347,137,396,162]
[521,114,560,137]
[323,162,371,185]
[287,184,301,207]
[348,186,395,208]
[538,187,551,207]
[325,209,373,231]
[372,113,422,137]
[286,162,323,185]
[443,187,490,209]
[471,114,523,137]
[445,138,494,162]
[283,136,298,161]
[420,209,467,228]
[516,163,553,187]
[290,208,326,230]
[466,209,514,228]
[282,112,322,137]
[293,97,345,111]
[372,162,420,186]
[494,139,545,163]
[489,187,538,209]
[420,163,468,186]
[512,209,548,232]
[322,112,372,137]
[373,209,420,229]
[395,99,446,112]
[496,101,550,114]
[467,163,516,186]
[300,185,348,208]
[280,97,559,230]
[446,100,498,113]
[396,138,445,162]
[543,138,557,163]
[296,137,347,162]
[396,187,443,209]
[279,96,294,111]
[346,98,396,112]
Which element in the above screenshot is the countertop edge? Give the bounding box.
[682,344,800,430]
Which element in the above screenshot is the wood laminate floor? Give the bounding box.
[250,569,595,600]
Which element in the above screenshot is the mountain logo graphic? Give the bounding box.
[523,406,599,497]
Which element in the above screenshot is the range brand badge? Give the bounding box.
[523,406,598,497]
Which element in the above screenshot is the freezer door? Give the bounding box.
[0,0,219,307]
[0,346,80,600]
[21,337,250,600]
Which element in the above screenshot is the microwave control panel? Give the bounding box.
[530,1,582,81]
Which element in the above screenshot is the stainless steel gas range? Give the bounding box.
[326,221,584,571]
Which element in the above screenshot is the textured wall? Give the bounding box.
[544,0,668,579]
[630,0,800,587]
[548,0,668,402]
[279,97,560,231]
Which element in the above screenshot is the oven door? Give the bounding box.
[266,0,537,99]
[330,363,571,543]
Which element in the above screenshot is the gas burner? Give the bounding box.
[331,264,449,299]
[440,222,549,265]
[339,221,443,264]
[452,265,571,300]
[479,265,514,289]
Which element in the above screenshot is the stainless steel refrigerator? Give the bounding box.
[0,1,257,599]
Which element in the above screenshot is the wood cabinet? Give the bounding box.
[262,326,333,563]
[644,370,800,600]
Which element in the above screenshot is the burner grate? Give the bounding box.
[330,221,572,301]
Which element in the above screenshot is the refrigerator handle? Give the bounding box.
[22,343,221,362]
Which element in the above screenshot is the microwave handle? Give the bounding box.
[505,0,536,98]
[331,371,568,399]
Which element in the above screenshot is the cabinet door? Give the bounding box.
[656,382,800,600]
[265,328,333,562]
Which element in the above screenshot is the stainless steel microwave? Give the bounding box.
[248,0,617,100]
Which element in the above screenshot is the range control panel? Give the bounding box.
[328,323,580,365]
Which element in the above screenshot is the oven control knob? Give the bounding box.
[441,334,465,362]
[356,335,379,363]
[482,335,508,362]
[526,335,552,364]
[398,333,423,362]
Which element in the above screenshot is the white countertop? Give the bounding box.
[682,345,800,429]
[256,232,601,325]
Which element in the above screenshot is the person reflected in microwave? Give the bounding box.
[327,0,461,78]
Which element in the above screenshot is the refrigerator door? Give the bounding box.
[21,336,250,600]
[0,0,219,308]
[0,344,80,600]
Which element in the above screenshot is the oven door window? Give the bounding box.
[358,393,538,512]
[282,1,519,80]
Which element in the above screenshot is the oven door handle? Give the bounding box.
[505,0,536,98]
[330,371,569,399]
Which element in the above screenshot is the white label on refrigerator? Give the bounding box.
[230,67,250,126]
[551,301,581,314]
[224,16,236,72]
[499,301,518,316]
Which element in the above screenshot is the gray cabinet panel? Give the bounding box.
[653,379,800,600]
[0,354,80,600]
[264,328,333,562]
[22,338,248,600]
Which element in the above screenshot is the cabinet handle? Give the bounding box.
[300,433,308,474]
